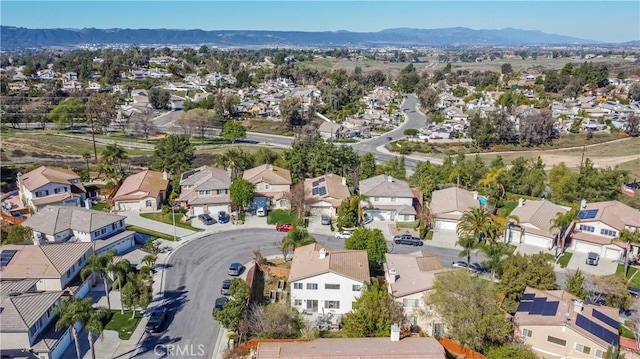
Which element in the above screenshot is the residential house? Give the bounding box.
[17,166,87,212]
[22,206,135,255]
[303,174,350,216]
[62,72,78,81]
[514,287,619,359]
[505,199,569,250]
[359,175,416,222]
[242,164,292,210]
[430,187,480,230]
[318,122,345,140]
[569,200,640,260]
[112,170,169,212]
[289,243,370,321]
[384,251,449,336]
[87,81,101,91]
[177,166,231,217]
[36,69,56,81]
[61,80,83,92]
[255,337,446,359]
[8,81,30,92]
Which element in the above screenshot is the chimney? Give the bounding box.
[85,198,92,210]
[518,198,525,207]
[341,177,346,186]
[390,324,400,342]
[162,171,168,180]
[267,164,273,171]
[388,268,397,284]
[472,191,478,200]
[580,198,587,209]
[319,248,327,259]
[387,175,393,183]
[573,299,584,313]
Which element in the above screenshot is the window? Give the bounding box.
[325,284,340,290]
[112,223,117,230]
[546,336,566,347]
[293,283,303,290]
[294,299,302,306]
[403,299,419,308]
[217,189,227,195]
[324,300,340,309]
[579,224,595,233]
[306,300,318,311]
[374,197,379,202]
[145,200,153,207]
[522,328,533,338]
[600,229,617,237]
[595,349,604,358]
[306,283,318,290]
[352,285,362,291]
[391,197,396,202]
[575,343,591,355]
[264,184,270,190]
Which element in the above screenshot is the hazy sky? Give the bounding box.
[2,1,639,43]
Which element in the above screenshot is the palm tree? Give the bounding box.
[350,194,372,225]
[82,152,92,175]
[81,252,114,311]
[619,229,640,275]
[280,228,316,261]
[478,167,506,206]
[85,307,110,359]
[108,258,132,314]
[214,148,254,180]
[457,207,493,243]
[100,143,128,179]
[550,207,579,255]
[457,235,478,267]
[142,254,158,268]
[477,242,512,279]
[53,297,93,359]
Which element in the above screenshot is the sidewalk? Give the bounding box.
[121,210,196,238]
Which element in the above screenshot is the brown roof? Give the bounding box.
[30,192,81,207]
[112,170,169,202]
[359,175,414,198]
[430,187,479,217]
[384,251,449,297]
[0,291,63,332]
[0,242,93,280]
[304,174,350,207]
[243,164,291,186]
[578,201,640,230]
[510,199,568,237]
[19,166,84,192]
[288,243,370,284]
[255,337,445,359]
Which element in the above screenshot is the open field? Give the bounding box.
[442,56,637,74]
[297,57,410,76]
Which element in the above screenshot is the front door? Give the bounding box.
[306,300,318,312]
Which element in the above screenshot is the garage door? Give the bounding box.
[604,247,622,260]
[366,210,389,221]
[523,233,550,249]
[118,201,140,211]
[192,205,205,216]
[435,220,457,230]
[574,241,602,254]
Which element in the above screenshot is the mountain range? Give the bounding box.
[0,26,614,50]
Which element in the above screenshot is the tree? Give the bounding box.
[417,87,438,110]
[624,114,639,137]
[54,297,95,359]
[132,117,158,141]
[4,225,33,244]
[121,273,152,318]
[499,253,557,312]
[403,128,419,137]
[485,344,538,359]
[142,254,157,268]
[85,307,110,359]
[500,63,513,75]
[427,270,512,351]
[620,229,640,275]
[476,242,512,278]
[151,134,195,175]
[86,93,118,163]
[215,148,255,180]
[222,94,241,117]
[603,344,626,359]
[359,153,377,180]
[565,269,588,300]
[456,207,494,244]
[230,178,255,211]
[108,258,132,314]
[280,228,316,261]
[247,303,303,339]
[253,147,279,165]
[99,143,128,180]
[456,236,478,267]
[584,274,633,310]
[549,163,580,204]
[550,207,579,252]
[48,97,85,130]
[341,279,404,337]
[148,87,171,109]
[630,82,640,101]
[179,108,214,142]
[222,121,247,144]
[81,252,114,310]
[214,278,250,331]
[344,227,388,269]
[279,97,303,129]
[82,152,92,175]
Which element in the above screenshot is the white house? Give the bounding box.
[176,166,231,216]
[318,122,345,140]
[569,200,639,260]
[289,243,370,322]
[359,175,416,222]
[505,199,569,250]
[243,164,292,210]
[304,174,350,216]
[429,187,480,230]
[112,170,169,212]
[17,166,87,212]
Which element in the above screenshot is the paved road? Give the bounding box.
[135,228,484,359]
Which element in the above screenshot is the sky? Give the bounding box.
[2,1,639,43]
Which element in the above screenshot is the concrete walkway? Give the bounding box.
[120,210,196,238]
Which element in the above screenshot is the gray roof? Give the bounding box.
[0,279,39,297]
[0,242,93,280]
[0,291,62,332]
[23,205,125,235]
[180,166,230,190]
[359,175,414,198]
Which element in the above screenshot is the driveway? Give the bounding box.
[566,251,618,275]
[428,229,460,249]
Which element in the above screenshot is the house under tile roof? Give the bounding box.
[179,166,231,191]
[0,242,93,280]
[509,199,568,237]
[304,174,350,207]
[578,200,640,230]
[359,175,414,198]
[23,205,125,236]
[19,166,85,193]
[0,290,62,332]
[288,243,370,284]
[384,251,449,297]
[430,187,479,219]
[112,170,168,202]
[243,164,291,186]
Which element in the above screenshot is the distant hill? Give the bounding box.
[0,26,606,50]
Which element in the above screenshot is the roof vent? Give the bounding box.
[387,176,393,183]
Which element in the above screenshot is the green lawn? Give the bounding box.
[126,225,175,241]
[266,209,298,225]
[616,264,640,288]
[498,201,518,217]
[104,310,143,340]
[556,252,573,268]
[140,213,202,231]
[91,202,110,212]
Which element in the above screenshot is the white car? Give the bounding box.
[335,231,352,239]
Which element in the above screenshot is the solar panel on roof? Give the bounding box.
[576,314,591,331]
[592,309,619,330]
[602,329,619,346]
[576,314,619,345]
[516,301,532,312]
[318,187,327,196]
[541,301,559,316]
[521,293,535,301]
[529,297,547,315]
[0,250,17,267]
[578,209,598,219]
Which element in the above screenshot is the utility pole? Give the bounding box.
[171,199,177,241]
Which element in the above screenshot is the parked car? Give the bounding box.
[256,207,267,217]
[363,213,373,224]
[228,262,244,276]
[276,223,294,232]
[628,287,640,298]
[214,297,228,312]
[586,252,600,266]
[469,263,486,273]
[198,214,216,225]
[321,214,331,225]
[386,136,393,141]
[393,234,423,246]
[335,231,352,240]
[218,211,230,224]
[221,279,232,295]
[145,306,168,333]
[452,261,469,269]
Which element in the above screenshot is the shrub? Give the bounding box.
[139,266,152,278]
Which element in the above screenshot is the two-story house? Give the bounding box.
[384,251,450,336]
[242,164,292,210]
[514,287,619,359]
[359,175,416,222]
[22,205,135,255]
[177,166,232,217]
[18,166,87,212]
[570,200,639,260]
[304,174,350,216]
[289,243,370,323]
[112,170,169,212]
[505,199,569,251]
[429,187,480,230]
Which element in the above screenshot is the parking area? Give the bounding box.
[565,251,618,275]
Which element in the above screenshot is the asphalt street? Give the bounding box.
[135,228,486,359]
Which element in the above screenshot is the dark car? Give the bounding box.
[393,234,423,246]
[628,287,640,298]
[228,262,244,276]
[586,252,600,266]
[469,263,486,273]
[276,223,294,232]
[214,297,228,312]
[221,279,232,295]
[218,211,230,224]
[198,214,216,225]
[145,306,168,333]
[386,136,393,141]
